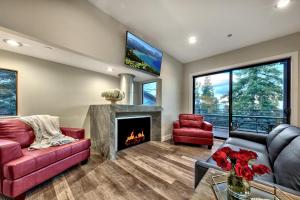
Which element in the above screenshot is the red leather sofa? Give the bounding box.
[173,114,213,149]
[0,119,91,199]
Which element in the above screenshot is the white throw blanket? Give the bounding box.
[20,115,77,150]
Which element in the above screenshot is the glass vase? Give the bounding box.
[227,172,251,200]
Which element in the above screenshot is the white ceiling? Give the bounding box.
[89,0,300,63]
[0,27,155,82]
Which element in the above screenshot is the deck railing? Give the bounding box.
[194,109,286,134]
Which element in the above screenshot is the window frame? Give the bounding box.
[192,58,291,133]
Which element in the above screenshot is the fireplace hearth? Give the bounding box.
[116,116,151,151]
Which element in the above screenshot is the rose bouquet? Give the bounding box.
[212,147,270,199]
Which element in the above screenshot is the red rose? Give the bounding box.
[212,150,227,162]
[212,150,232,171]
[219,159,232,171]
[235,160,254,181]
[242,165,254,181]
[219,147,233,155]
[228,151,238,160]
[252,164,270,175]
[237,149,258,161]
[235,162,243,177]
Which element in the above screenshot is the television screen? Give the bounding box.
[125,32,163,76]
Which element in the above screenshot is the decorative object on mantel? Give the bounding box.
[212,147,270,200]
[101,89,125,104]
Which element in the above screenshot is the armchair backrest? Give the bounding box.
[179,114,203,129]
[0,119,35,148]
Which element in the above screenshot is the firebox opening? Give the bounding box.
[116,116,151,151]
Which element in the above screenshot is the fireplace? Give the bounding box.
[116,116,151,151]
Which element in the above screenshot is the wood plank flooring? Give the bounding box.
[0,140,222,200]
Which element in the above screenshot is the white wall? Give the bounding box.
[182,32,300,126]
[0,0,183,139]
[0,49,119,137]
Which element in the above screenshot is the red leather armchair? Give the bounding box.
[0,119,91,200]
[173,114,213,149]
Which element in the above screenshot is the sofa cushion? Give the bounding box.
[179,114,203,128]
[173,128,213,138]
[267,126,300,164]
[266,124,290,147]
[209,143,274,183]
[273,136,300,191]
[0,119,35,148]
[225,137,267,154]
[3,139,91,180]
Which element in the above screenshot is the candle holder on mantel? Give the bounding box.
[101,89,125,104]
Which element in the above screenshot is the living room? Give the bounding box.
[0,0,300,199]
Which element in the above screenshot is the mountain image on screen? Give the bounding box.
[125,32,163,76]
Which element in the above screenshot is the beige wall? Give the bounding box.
[0,0,183,139]
[182,32,300,126]
[0,49,120,137]
[161,54,183,140]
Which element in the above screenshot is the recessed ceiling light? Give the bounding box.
[227,34,233,38]
[276,0,290,8]
[107,67,113,72]
[3,39,23,47]
[188,36,197,44]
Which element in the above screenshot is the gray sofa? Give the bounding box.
[195,124,300,195]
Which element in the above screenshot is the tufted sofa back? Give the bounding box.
[266,124,300,191]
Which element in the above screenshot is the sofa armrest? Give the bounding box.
[0,139,23,165]
[202,121,213,131]
[230,131,267,144]
[195,160,221,188]
[173,120,180,129]
[60,127,85,139]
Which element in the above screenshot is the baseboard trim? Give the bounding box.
[161,134,172,142]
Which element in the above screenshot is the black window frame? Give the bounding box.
[192,58,291,133]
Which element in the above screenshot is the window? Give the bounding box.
[194,72,230,138]
[0,68,17,116]
[193,58,290,138]
[142,82,157,105]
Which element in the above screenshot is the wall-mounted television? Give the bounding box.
[125,32,163,76]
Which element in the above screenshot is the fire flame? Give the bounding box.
[125,130,145,146]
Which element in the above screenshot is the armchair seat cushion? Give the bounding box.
[3,139,90,180]
[173,128,213,138]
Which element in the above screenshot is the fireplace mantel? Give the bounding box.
[90,104,162,159]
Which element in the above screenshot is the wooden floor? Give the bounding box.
[1,140,222,200]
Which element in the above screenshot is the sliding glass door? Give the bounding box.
[193,58,290,138]
[194,72,230,138]
[231,60,289,133]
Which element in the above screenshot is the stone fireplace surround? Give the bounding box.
[90,104,162,159]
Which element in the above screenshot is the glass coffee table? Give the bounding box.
[191,168,300,200]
